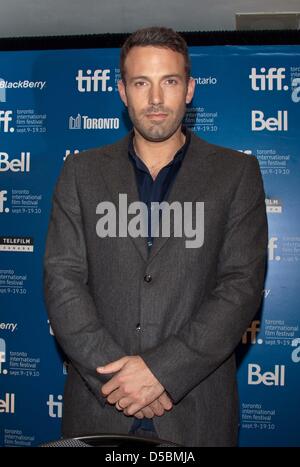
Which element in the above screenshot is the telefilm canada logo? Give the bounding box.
[265,198,283,214]
[0,237,34,252]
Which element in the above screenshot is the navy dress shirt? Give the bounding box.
[128,127,191,251]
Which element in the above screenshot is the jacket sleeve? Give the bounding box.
[44,155,125,407]
[140,155,268,404]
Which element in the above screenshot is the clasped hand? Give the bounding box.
[97,356,173,418]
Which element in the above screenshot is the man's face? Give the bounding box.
[118,46,195,142]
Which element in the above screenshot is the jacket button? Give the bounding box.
[136,323,141,331]
[144,274,152,283]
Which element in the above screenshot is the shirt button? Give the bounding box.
[136,323,141,331]
[144,274,152,283]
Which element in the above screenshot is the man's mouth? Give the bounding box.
[146,113,168,120]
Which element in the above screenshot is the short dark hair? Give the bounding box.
[120,26,191,82]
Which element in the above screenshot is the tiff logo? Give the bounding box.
[242,320,262,345]
[0,190,9,213]
[0,110,14,133]
[0,78,6,102]
[76,69,113,92]
[249,67,287,91]
[268,237,280,261]
[47,394,63,418]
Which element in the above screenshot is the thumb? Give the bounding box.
[96,357,129,374]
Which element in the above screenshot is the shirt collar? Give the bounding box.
[128,126,191,172]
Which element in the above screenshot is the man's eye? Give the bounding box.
[165,79,177,85]
[135,81,147,87]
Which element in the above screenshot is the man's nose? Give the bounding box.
[149,84,163,105]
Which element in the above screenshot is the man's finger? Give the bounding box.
[158,392,173,410]
[101,377,121,397]
[97,357,128,374]
[106,389,123,405]
[148,399,165,417]
[139,406,154,419]
[113,396,131,408]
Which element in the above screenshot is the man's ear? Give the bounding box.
[186,77,195,104]
[118,80,128,107]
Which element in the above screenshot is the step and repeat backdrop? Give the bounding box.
[0,43,300,447]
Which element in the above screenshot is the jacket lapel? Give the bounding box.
[99,134,149,262]
[148,133,216,263]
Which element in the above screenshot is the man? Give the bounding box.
[44,27,268,447]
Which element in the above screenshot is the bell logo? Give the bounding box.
[248,364,285,386]
[0,152,30,172]
[251,110,288,131]
[47,394,63,418]
[0,393,15,413]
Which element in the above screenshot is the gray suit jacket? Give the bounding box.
[44,130,268,447]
